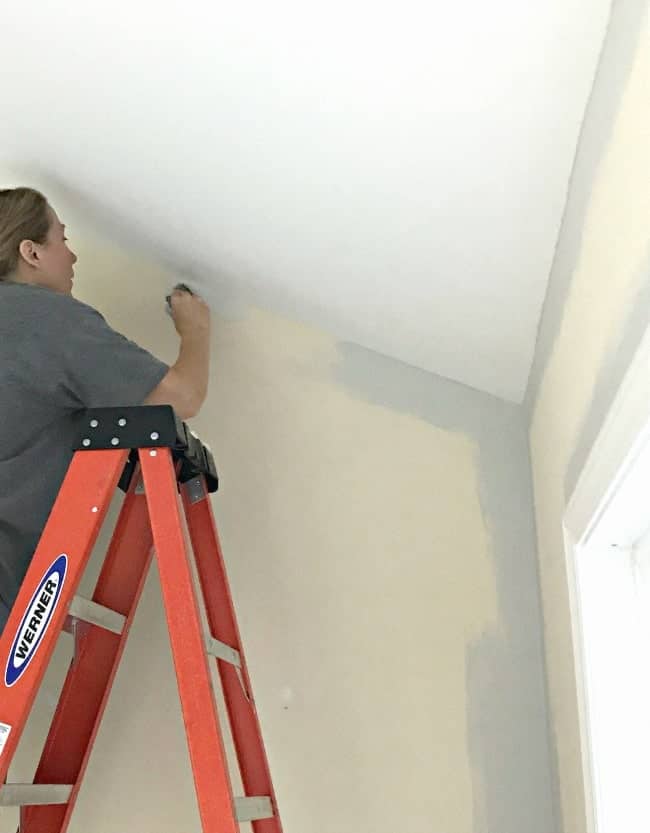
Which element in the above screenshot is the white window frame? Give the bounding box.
[563,324,650,833]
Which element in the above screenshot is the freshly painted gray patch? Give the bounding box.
[566,248,650,503]
[524,0,646,416]
[335,344,558,833]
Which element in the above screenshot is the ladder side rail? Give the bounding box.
[0,450,127,785]
[21,466,154,833]
[140,448,239,833]
[182,481,284,833]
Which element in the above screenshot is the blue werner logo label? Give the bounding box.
[4,555,67,688]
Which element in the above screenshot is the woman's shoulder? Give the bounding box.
[1,280,102,315]
[0,281,107,338]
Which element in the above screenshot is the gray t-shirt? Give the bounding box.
[0,281,169,611]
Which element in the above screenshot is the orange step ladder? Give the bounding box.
[0,405,282,833]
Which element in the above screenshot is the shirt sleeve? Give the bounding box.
[49,296,170,410]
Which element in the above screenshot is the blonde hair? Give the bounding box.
[0,188,50,279]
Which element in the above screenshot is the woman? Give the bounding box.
[0,187,211,633]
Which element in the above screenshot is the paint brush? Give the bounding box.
[165,281,203,316]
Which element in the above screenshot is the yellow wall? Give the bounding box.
[1,194,553,830]
[528,5,649,832]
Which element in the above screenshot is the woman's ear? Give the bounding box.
[18,239,39,268]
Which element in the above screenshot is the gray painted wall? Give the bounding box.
[337,344,557,832]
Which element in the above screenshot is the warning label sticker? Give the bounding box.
[0,722,11,756]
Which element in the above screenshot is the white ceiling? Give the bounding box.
[2,1,611,402]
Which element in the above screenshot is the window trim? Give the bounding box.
[563,324,650,833]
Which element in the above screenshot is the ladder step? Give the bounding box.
[234,796,274,822]
[0,783,72,806]
[0,788,274,820]
[0,788,273,820]
[67,595,126,635]
[205,634,241,667]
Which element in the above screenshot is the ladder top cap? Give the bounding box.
[73,406,218,493]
